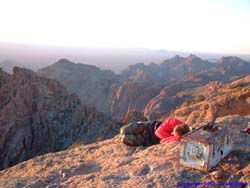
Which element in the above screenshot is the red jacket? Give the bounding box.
[155,118,183,144]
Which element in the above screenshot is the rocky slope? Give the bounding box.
[174,75,250,125]
[0,67,118,170]
[143,81,224,120]
[0,115,249,188]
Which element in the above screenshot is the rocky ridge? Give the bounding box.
[0,67,118,170]
[174,75,250,125]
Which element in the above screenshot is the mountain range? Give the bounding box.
[38,55,250,120]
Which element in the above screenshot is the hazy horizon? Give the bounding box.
[1,42,250,74]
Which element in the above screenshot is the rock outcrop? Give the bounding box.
[0,115,249,188]
[0,67,118,170]
[174,75,250,125]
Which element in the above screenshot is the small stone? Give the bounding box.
[62,173,67,178]
[25,180,48,188]
[210,170,224,179]
[45,183,59,188]
[14,180,27,188]
[44,175,57,183]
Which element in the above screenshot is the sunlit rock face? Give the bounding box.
[174,75,250,125]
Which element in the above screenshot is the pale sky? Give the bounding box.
[0,0,250,53]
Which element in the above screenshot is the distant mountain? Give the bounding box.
[38,55,250,121]
[0,42,191,73]
[37,59,122,113]
[143,56,250,119]
[1,42,250,73]
[0,67,117,170]
[121,55,214,83]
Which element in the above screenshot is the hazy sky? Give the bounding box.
[0,0,250,53]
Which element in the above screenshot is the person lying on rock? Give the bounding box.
[120,118,190,146]
[155,117,190,144]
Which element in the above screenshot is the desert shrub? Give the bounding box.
[96,137,104,142]
[170,109,175,116]
[69,141,85,149]
[196,95,206,103]
[236,86,243,92]
[184,98,194,106]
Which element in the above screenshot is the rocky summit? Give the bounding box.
[0,67,118,170]
[0,115,249,188]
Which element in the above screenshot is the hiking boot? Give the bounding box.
[120,134,145,146]
[120,121,148,135]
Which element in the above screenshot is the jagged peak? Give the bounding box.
[173,54,181,59]
[123,63,147,73]
[169,54,184,61]
[131,62,146,67]
[52,58,100,71]
[12,66,37,78]
[56,58,74,64]
[162,54,204,65]
[219,56,244,64]
[184,54,204,64]
[55,58,75,65]
[187,54,199,60]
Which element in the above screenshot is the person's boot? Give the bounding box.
[120,134,145,146]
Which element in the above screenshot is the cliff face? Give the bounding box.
[111,81,162,118]
[174,75,250,125]
[0,115,249,188]
[0,67,117,170]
